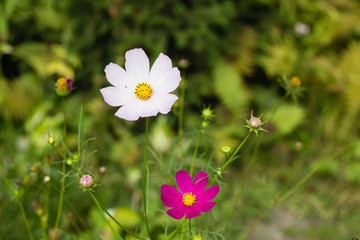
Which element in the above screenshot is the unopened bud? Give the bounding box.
[201,107,214,120]
[249,117,261,128]
[44,176,51,184]
[65,158,73,166]
[48,136,55,146]
[80,174,94,188]
[221,145,232,154]
[193,235,202,240]
[201,121,209,129]
[99,166,107,175]
[178,58,189,69]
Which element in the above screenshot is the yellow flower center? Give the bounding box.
[57,78,68,91]
[134,82,153,100]
[182,192,196,207]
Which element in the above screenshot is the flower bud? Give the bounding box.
[80,174,94,188]
[178,58,189,69]
[201,121,209,129]
[48,136,55,146]
[44,176,51,184]
[65,158,73,166]
[193,235,202,240]
[245,111,267,136]
[221,145,232,154]
[201,106,214,120]
[99,166,107,175]
[249,117,261,128]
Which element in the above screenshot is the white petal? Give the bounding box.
[150,93,178,114]
[100,86,134,107]
[137,99,160,118]
[125,48,150,83]
[115,102,140,121]
[104,63,133,88]
[152,67,181,94]
[148,53,173,86]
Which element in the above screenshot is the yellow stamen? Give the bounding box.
[57,78,68,91]
[182,192,196,207]
[134,82,153,100]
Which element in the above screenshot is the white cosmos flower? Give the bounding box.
[100,48,181,121]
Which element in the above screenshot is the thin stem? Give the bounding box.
[178,75,186,152]
[0,163,34,240]
[78,106,83,156]
[163,219,186,240]
[99,202,146,239]
[188,219,193,239]
[189,132,202,177]
[210,132,251,186]
[220,132,251,172]
[142,118,150,236]
[53,99,67,240]
[89,192,123,240]
[52,160,65,240]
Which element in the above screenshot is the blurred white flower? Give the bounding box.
[294,22,310,36]
[100,48,181,121]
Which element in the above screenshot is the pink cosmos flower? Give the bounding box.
[100,48,181,121]
[161,170,219,219]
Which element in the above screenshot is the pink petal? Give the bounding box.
[100,86,133,107]
[167,206,186,220]
[114,102,140,121]
[176,170,192,194]
[195,202,216,213]
[192,171,208,195]
[161,185,182,207]
[185,207,201,219]
[125,48,150,83]
[148,53,173,86]
[104,63,133,88]
[150,93,178,114]
[197,185,219,202]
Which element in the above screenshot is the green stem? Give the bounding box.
[52,160,65,240]
[178,75,186,152]
[163,219,186,240]
[0,163,34,240]
[89,192,123,240]
[99,202,146,239]
[188,219,192,239]
[210,132,251,186]
[142,118,150,236]
[189,132,202,177]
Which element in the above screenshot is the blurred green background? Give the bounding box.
[1,0,360,239]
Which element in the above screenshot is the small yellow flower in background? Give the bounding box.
[290,76,301,87]
[56,77,73,96]
[100,48,181,121]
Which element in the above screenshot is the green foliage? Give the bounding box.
[213,61,250,116]
[269,104,306,135]
[1,0,360,239]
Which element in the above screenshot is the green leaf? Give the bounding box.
[213,61,250,115]
[269,104,306,135]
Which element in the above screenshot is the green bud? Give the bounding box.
[65,158,73,166]
[221,145,232,154]
[193,235,202,240]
